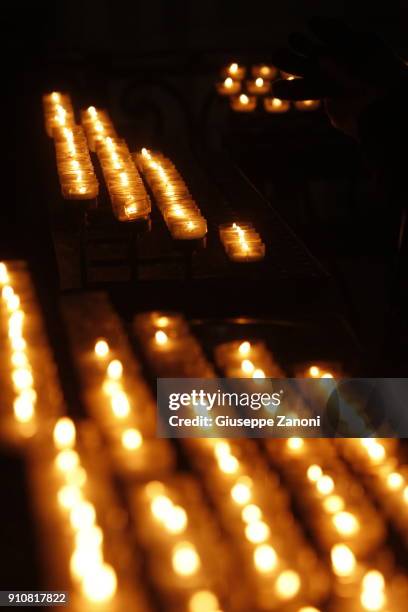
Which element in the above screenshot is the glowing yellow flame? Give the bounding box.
[231,478,252,505]
[253,544,278,573]
[81,563,117,603]
[121,428,142,450]
[151,495,173,521]
[110,391,130,418]
[0,262,9,284]
[53,417,76,450]
[172,542,201,576]
[252,369,265,379]
[332,511,360,536]
[70,501,96,530]
[13,394,35,423]
[287,437,304,451]
[323,495,344,514]
[241,359,255,375]
[316,475,335,495]
[307,464,322,482]
[57,485,82,510]
[165,506,188,534]
[331,544,356,577]
[218,454,239,474]
[275,570,301,600]
[238,341,251,356]
[242,504,262,523]
[55,449,80,473]
[94,339,109,358]
[107,359,123,380]
[245,520,270,543]
[155,330,169,346]
[386,472,404,490]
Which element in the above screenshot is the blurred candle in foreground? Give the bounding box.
[216,77,241,96]
[246,77,271,95]
[251,64,278,80]
[222,62,246,80]
[230,94,257,112]
[295,100,321,112]
[264,97,290,113]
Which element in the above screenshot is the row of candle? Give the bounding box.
[80,106,118,152]
[51,418,119,605]
[336,439,408,541]
[221,63,279,81]
[130,477,228,611]
[96,136,151,221]
[133,314,329,609]
[43,91,75,137]
[53,126,99,200]
[61,294,173,479]
[28,417,151,611]
[0,261,63,442]
[81,106,151,221]
[229,94,320,113]
[265,438,386,558]
[134,149,208,240]
[218,223,266,262]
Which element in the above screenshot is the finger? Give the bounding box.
[270,48,315,77]
[271,77,330,100]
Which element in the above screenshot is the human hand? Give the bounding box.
[271,18,407,139]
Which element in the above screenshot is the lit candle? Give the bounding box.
[90,132,151,222]
[246,77,271,95]
[295,100,321,112]
[216,77,241,96]
[264,97,291,113]
[53,126,99,200]
[135,149,207,240]
[251,64,278,80]
[222,62,246,80]
[230,94,257,112]
[81,107,118,151]
[219,222,266,261]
